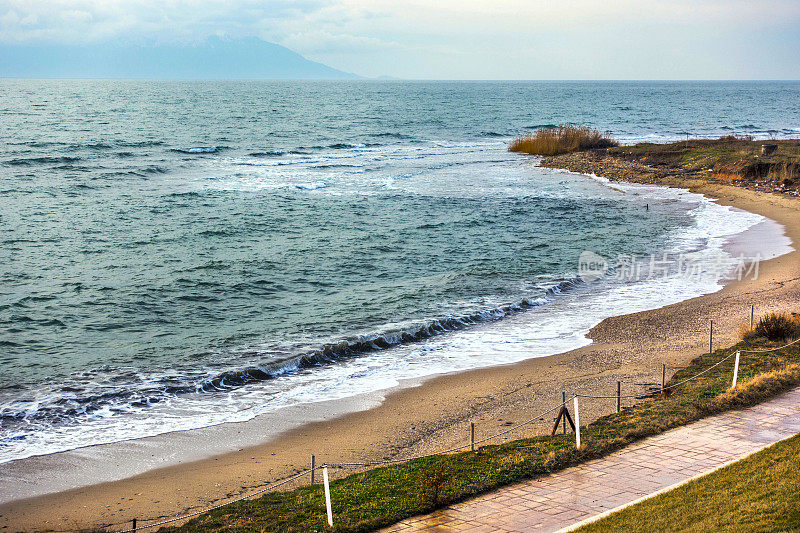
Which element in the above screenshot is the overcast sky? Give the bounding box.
[2,0,799,79]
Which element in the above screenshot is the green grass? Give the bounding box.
[162,337,800,533]
[576,433,800,533]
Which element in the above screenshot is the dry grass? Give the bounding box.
[717,134,754,142]
[715,162,800,184]
[767,160,800,184]
[741,312,800,342]
[716,364,800,406]
[509,125,618,156]
[606,137,800,192]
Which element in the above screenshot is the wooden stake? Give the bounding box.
[662,363,666,392]
[710,320,714,354]
[551,405,576,435]
[751,305,755,330]
[616,381,621,413]
[311,455,315,484]
[132,518,137,533]
[562,391,567,434]
[574,397,581,449]
[470,422,475,451]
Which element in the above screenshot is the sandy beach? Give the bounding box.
[2,173,799,532]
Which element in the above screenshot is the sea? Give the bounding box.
[1,80,798,464]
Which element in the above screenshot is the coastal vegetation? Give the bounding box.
[576,433,800,532]
[608,136,800,189]
[509,125,618,156]
[163,326,800,533]
[510,129,800,191]
[740,312,800,342]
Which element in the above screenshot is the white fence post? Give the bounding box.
[732,350,741,388]
[323,467,333,527]
[573,397,581,449]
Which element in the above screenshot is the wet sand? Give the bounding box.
[1,178,799,532]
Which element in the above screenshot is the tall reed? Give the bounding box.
[509,125,618,156]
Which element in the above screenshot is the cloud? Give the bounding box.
[0,0,798,78]
[281,30,406,55]
[0,0,332,44]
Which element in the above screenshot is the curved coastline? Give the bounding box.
[0,168,775,465]
[1,172,799,532]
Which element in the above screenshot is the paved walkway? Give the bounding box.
[383,387,800,533]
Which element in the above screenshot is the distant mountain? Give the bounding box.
[0,37,359,79]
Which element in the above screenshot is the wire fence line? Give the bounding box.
[578,349,741,400]
[740,336,800,353]
[325,400,572,469]
[114,469,314,533]
[105,399,575,533]
[100,334,800,532]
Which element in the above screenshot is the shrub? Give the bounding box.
[748,312,800,342]
[718,134,754,142]
[509,125,618,156]
[417,459,452,508]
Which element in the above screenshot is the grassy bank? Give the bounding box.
[576,433,800,533]
[609,137,800,189]
[161,335,800,533]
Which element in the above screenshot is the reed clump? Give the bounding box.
[741,312,800,342]
[509,125,618,156]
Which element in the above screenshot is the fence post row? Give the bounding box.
[323,467,333,527]
[119,314,800,533]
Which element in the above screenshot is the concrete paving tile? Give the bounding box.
[381,387,800,533]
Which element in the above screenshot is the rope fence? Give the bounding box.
[94,317,800,532]
[740,336,800,353]
[115,469,314,533]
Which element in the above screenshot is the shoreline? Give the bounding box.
[2,164,800,532]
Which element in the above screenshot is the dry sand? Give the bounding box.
[1,177,799,533]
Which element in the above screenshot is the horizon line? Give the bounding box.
[2,77,800,82]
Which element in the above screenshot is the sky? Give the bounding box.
[1,0,799,79]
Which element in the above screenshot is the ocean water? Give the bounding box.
[1,80,798,463]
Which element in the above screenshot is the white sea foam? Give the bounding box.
[178,146,217,154]
[295,182,327,190]
[5,80,800,477]
[1,166,791,466]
